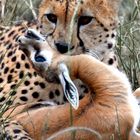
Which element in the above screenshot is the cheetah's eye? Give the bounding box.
[35,55,46,62]
[78,16,93,26]
[45,13,57,24]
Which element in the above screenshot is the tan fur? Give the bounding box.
[134,88,140,102]
[10,54,139,140]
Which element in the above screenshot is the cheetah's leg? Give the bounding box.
[0,118,33,140]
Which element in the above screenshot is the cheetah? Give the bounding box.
[0,0,122,139]
[0,0,121,108]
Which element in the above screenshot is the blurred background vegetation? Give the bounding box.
[0,0,140,90]
[118,0,140,90]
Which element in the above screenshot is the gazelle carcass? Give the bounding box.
[13,29,140,140]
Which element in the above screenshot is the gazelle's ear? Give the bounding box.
[58,63,79,110]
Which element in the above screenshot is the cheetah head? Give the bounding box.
[38,0,121,60]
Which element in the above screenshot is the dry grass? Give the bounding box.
[117,0,140,90]
[0,0,41,25]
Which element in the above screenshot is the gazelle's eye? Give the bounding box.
[35,55,46,62]
[45,13,57,24]
[78,16,93,26]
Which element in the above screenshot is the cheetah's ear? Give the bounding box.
[58,63,79,110]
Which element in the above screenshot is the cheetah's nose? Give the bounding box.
[55,41,69,54]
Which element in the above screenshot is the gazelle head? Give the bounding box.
[18,28,79,109]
